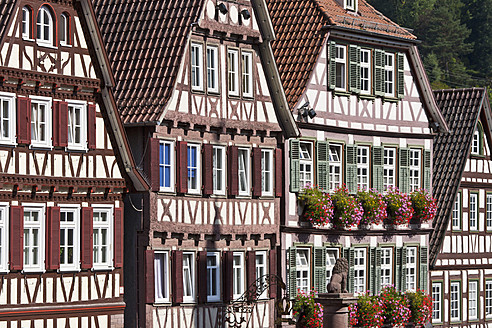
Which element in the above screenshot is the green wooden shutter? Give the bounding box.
[329,41,336,90]
[346,145,357,193]
[343,247,355,293]
[288,247,297,299]
[375,247,382,294]
[397,53,405,99]
[395,247,401,291]
[316,141,330,192]
[374,49,384,97]
[314,247,327,293]
[349,45,360,93]
[372,146,384,192]
[419,246,428,291]
[423,150,431,191]
[399,148,410,194]
[290,139,300,193]
[401,246,407,292]
[369,247,376,294]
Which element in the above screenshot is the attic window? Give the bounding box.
[471,122,484,155]
[345,0,357,11]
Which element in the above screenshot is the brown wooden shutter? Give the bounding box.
[275,149,283,197]
[59,101,68,147]
[16,97,31,145]
[10,206,24,271]
[202,144,213,195]
[145,249,155,303]
[81,207,93,269]
[145,138,160,192]
[172,250,184,304]
[223,251,233,302]
[46,207,60,270]
[246,251,256,301]
[228,146,239,196]
[197,251,207,304]
[269,249,277,299]
[52,101,60,147]
[114,207,123,268]
[253,148,262,197]
[176,141,188,194]
[87,104,96,150]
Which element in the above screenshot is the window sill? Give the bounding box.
[207,89,220,96]
[92,266,114,272]
[259,194,275,199]
[22,37,34,42]
[66,146,88,153]
[22,269,46,274]
[36,41,58,50]
[358,94,375,100]
[211,192,227,198]
[470,154,486,159]
[185,191,202,197]
[383,96,400,103]
[153,301,172,306]
[242,94,254,100]
[58,267,81,273]
[159,188,175,194]
[60,43,72,48]
[191,87,205,94]
[333,90,351,97]
[206,298,222,303]
[30,144,53,151]
[0,269,9,274]
[0,141,17,147]
[228,93,241,99]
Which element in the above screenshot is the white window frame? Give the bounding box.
[486,280,492,317]
[207,252,221,302]
[36,6,53,46]
[470,193,478,231]
[241,51,253,98]
[159,140,175,192]
[255,251,267,299]
[380,247,392,287]
[472,128,480,154]
[29,96,52,148]
[59,205,80,272]
[354,248,366,294]
[360,49,371,94]
[344,0,357,11]
[228,48,240,96]
[299,142,314,188]
[92,206,113,270]
[450,281,460,321]
[469,280,478,320]
[60,13,69,46]
[261,149,274,196]
[0,93,16,145]
[326,248,339,286]
[154,251,170,303]
[488,194,492,230]
[187,144,201,194]
[409,149,421,192]
[67,100,87,150]
[23,204,45,272]
[357,146,369,191]
[383,147,396,190]
[405,246,417,291]
[238,147,251,196]
[432,282,442,323]
[384,53,395,97]
[182,251,195,303]
[191,43,204,91]
[296,248,310,294]
[213,145,226,195]
[329,144,342,192]
[22,6,32,40]
[0,204,9,273]
[335,45,347,91]
[206,45,219,93]
[233,252,245,299]
[452,193,461,230]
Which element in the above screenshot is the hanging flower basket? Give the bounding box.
[293,289,324,328]
[410,189,437,223]
[331,186,363,229]
[384,187,414,226]
[298,184,334,227]
[357,189,387,226]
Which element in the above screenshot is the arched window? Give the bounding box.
[36,5,54,45]
[60,13,70,45]
[21,6,32,39]
[472,122,484,155]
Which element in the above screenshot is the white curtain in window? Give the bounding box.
[154,254,165,300]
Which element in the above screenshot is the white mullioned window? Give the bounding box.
[59,206,79,271]
[213,145,226,195]
[0,205,8,272]
[326,248,339,285]
[345,0,356,10]
[191,43,203,91]
[405,247,417,291]
[256,251,267,299]
[22,6,32,39]
[187,144,201,194]
[154,251,170,302]
[92,207,113,269]
[357,146,369,191]
[469,280,478,320]
[354,248,366,294]
[60,13,69,45]
[23,205,45,272]
[206,45,218,93]
[470,193,478,230]
[450,281,460,321]
[159,140,174,192]
[383,147,396,190]
[0,93,16,144]
[261,149,274,196]
[452,193,461,230]
[329,145,342,191]
[335,45,347,90]
[384,53,395,97]
[296,249,310,294]
[432,282,442,323]
[487,194,492,230]
[409,149,421,192]
[242,51,253,98]
[207,252,221,302]
[233,252,245,299]
[486,280,492,317]
[36,6,53,45]
[381,247,392,287]
[228,49,240,96]
[30,97,52,148]
[472,128,480,154]
[67,101,87,150]
[182,252,195,302]
[299,142,313,188]
[360,49,371,94]
[238,148,250,196]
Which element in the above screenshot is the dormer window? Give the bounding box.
[345,0,357,11]
[471,122,483,155]
[36,5,54,46]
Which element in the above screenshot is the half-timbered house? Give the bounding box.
[0,0,148,327]
[430,88,492,327]
[266,0,448,302]
[94,0,298,327]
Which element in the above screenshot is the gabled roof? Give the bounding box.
[0,0,17,44]
[429,88,490,266]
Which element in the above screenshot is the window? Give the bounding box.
[381,247,392,287]
[486,280,492,317]
[296,249,310,294]
[159,141,174,192]
[0,205,8,272]
[360,49,371,94]
[354,248,366,294]
[383,147,396,190]
[345,0,356,10]
[187,144,200,194]
[30,97,51,147]
[238,148,250,195]
[242,51,253,98]
[405,247,417,291]
[154,251,170,302]
[23,206,44,272]
[93,207,112,269]
[384,53,395,96]
[326,248,339,285]
[36,6,53,45]
[432,282,442,323]
[329,145,342,191]
[191,43,203,91]
[409,149,421,192]
[207,252,221,302]
[488,194,492,230]
[183,252,195,302]
[206,45,218,93]
[233,252,245,299]
[22,7,32,39]
[60,207,79,271]
[228,49,239,96]
[213,146,226,195]
[357,146,369,191]
[470,193,478,231]
[60,13,69,45]
[472,128,480,154]
[469,280,478,320]
[256,251,267,299]
[299,142,313,188]
[67,101,86,149]
[450,281,460,321]
[452,193,461,230]
[261,149,274,196]
[0,94,15,144]
[335,45,347,90]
